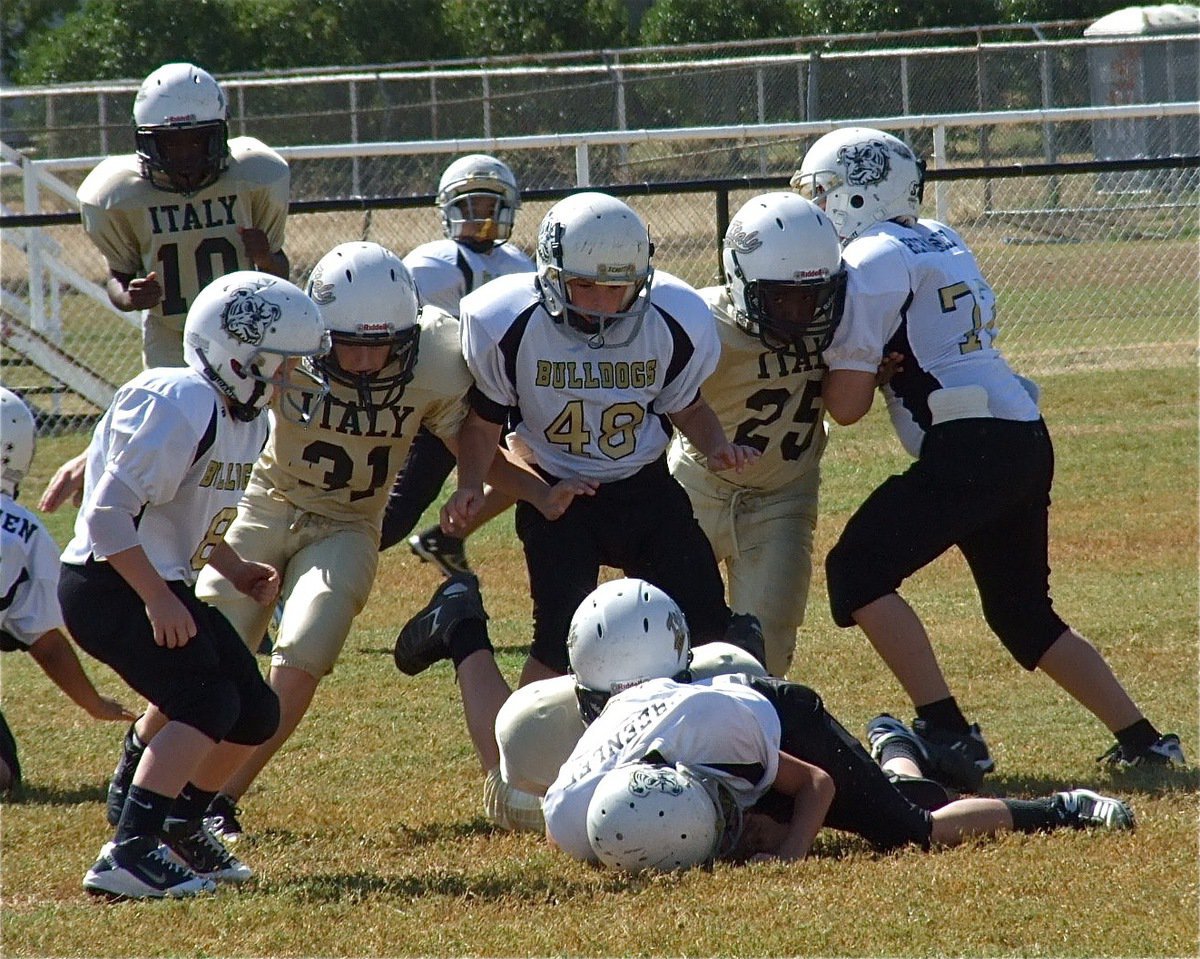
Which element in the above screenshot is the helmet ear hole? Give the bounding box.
[850,195,865,208]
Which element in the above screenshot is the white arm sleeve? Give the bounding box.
[84,470,146,559]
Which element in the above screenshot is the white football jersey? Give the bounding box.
[461,270,721,482]
[403,239,533,317]
[62,368,267,585]
[0,493,63,647]
[672,285,827,491]
[256,307,472,525]
[76,137,289,333]
[824,218,1039,456]
[542,675,781,862]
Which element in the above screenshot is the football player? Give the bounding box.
[392,573,763,834]
[668,192,845,676]
[78,62,290,369]
[446,191,766,687]
[793,126,1185,786]
[542,664,1138,873]
[170,242,584,842]
[379,154,535,574]
[0,388,134,794]
[60,273,328,899]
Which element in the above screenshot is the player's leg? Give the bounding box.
[726,471,819,677]
[219,522,377,808]
[961,422,1182,767]
[140,317,186,370]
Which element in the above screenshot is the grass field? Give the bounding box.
[1,364,1197,957]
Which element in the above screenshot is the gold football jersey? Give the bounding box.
[77,136,289,332]
[676,286,828,491]
[254,308,471,524]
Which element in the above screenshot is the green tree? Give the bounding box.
[442,0,630,57]
[995,0,1124,21]
[14,0,453,83]
[639,0,809,44]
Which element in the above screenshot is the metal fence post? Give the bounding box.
[575,143,590,187]
[429,72,438,140]
[806,51,820,120]
[614,53,628,170]
[757,66,767,174]
[22,160,45,338]
[715,189,730,281]
[933,124,948,222]
[350,79,361,197]
[482,73,492,139]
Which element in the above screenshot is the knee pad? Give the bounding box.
[483,767,546,834]
[223,684,280,746]
[163,678,240,742]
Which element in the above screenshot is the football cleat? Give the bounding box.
[1097,733,1187,769]
[106,723,145,826]
[393,572,487,676]
[83,838,215,899]
[911,717,994,793]
[867,714,928,767]
[161,817,253,882]
[408,526,471,578]
[204,793,244,843]
[886,772,952,811]
[1053,788,1136,830]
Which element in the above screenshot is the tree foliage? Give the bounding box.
[8,0,1130,84]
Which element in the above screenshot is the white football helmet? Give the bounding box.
[184,271,331,423]
[437,154,521,247]
[0,387,36,498]
[791,127,926,244]
[535,192,654,348]
[568,578,690,723]
[305,242,421,412]
[723,192,846,358]
[587,762,730,873]
[133,63,229,194]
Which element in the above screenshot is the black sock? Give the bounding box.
[448,618,494,669]
[126,723,146,754]
[1003,797,1060,833]
[1114,718,1160,757]
[915,697,970,734]
[115,784,175,844]
[169,782,217,822]
[878,735,927,774]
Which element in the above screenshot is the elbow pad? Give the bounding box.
[84,470,144,559]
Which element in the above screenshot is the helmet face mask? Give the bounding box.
[437,154,521,248]
[791,128,926,243]
[0,387,36,498]
[567,578,691,724]
[184,272,331,423]
[536,193,654,349]
[133,63,229,195]
[586,762,740,873]
[305,242,422,413]
[723,192,847,361]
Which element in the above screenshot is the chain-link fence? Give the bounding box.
[3,159,1196,437]
[4,30,1196,193]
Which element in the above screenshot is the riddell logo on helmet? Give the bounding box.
[597,264,635,278]
[794,268,829,279]
[163,113,198,123]
[357,322,390,333]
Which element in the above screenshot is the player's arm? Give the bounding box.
[26,629,135,721]
[237,227,289,278]
[757,750,835,861]
[668,394,760,473]
[822,369,878,426]
[206,539,280,607]
[106,269,162,312]
[83,469,196,649]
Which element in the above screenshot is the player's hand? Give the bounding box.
[441,486,484,534]
[875,351,905,387]
[127,272,162,310]
[38,451,87,512]
[706,442,761,474]
[89,695,137,722]
[229,561,281,606]
[238,227,272,267]
[144,590,197,649]
[535,477,599,521]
